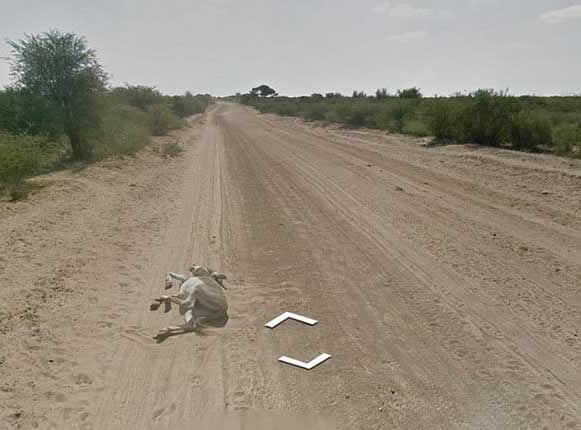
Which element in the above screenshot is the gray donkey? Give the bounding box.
[151,265,228,338]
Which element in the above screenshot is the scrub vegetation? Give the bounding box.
[0,30,213,200]
[236,87,580,158]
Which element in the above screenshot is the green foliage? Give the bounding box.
[376,88,389,100]
[390,99,416,133]
[398,87,422,99]
[110,85,163,111]
[90,102,151,159]
[8,30,108,160]
[171,92,213,118]
[148,103,181,136]
[425,98,461,139]
[0,87,62,136]
[459,89,519,147]
[244,90,581,157]
[510,111,552,150]
[402,119,429,136]
[250,84,277,97]
[370,104,393,130]
[346,104,371,127]
[0,30,215,183]
[302,103,328,121]
[553,123,581,157]
[0,134,41,198]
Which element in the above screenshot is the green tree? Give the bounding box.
[8,30,108,160]
[398,87,422,99]
[250,85,277,97]
[375,88,389,100]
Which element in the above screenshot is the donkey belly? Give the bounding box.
[194,284,228,312]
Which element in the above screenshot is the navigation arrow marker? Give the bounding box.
[278,353,332,370]
[265,312,318,329]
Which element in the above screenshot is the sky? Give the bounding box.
[0,0,580,97]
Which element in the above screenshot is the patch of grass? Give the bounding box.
[0,134,42,200]
[553,123,581,157]
[90,104,151,160]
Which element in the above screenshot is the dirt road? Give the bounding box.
[1,103,581,429]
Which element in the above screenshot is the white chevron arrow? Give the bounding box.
[278,353,332,370]
[265,312,318,329]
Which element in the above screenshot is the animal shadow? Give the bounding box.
[153,315,229,344]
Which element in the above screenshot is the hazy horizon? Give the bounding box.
[1,0,580,97]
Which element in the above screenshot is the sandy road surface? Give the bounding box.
[1,103,581,429]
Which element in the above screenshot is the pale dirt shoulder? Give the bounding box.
[0,115,206,429]
[260,112,581,225]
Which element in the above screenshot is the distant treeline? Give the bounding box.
[236,89,580,157]
[0,30,213,199]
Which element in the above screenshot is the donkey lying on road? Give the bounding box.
[150,265,228,338]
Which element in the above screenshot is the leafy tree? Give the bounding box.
[8,30,108,160]
[398,87,422,99]
[376,88,389,100]
[250,84,277,97]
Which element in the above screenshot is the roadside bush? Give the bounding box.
[148,104,182,136]
[90,104,151,159]
[110,85,163,111]
[370,104,393,130]
[460,90,519,146]
[0,88,62,137]
[246,91,581,157]
[302,103,328,121]
[553,123,581,157]
[0,134,41,198]
[345,103,372,127]
[390,100,416,133]
[510,111,552,151]
[271,102,300,117]
[402,119,429,136]
[171,92,213,118]
[425,99,460,140]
